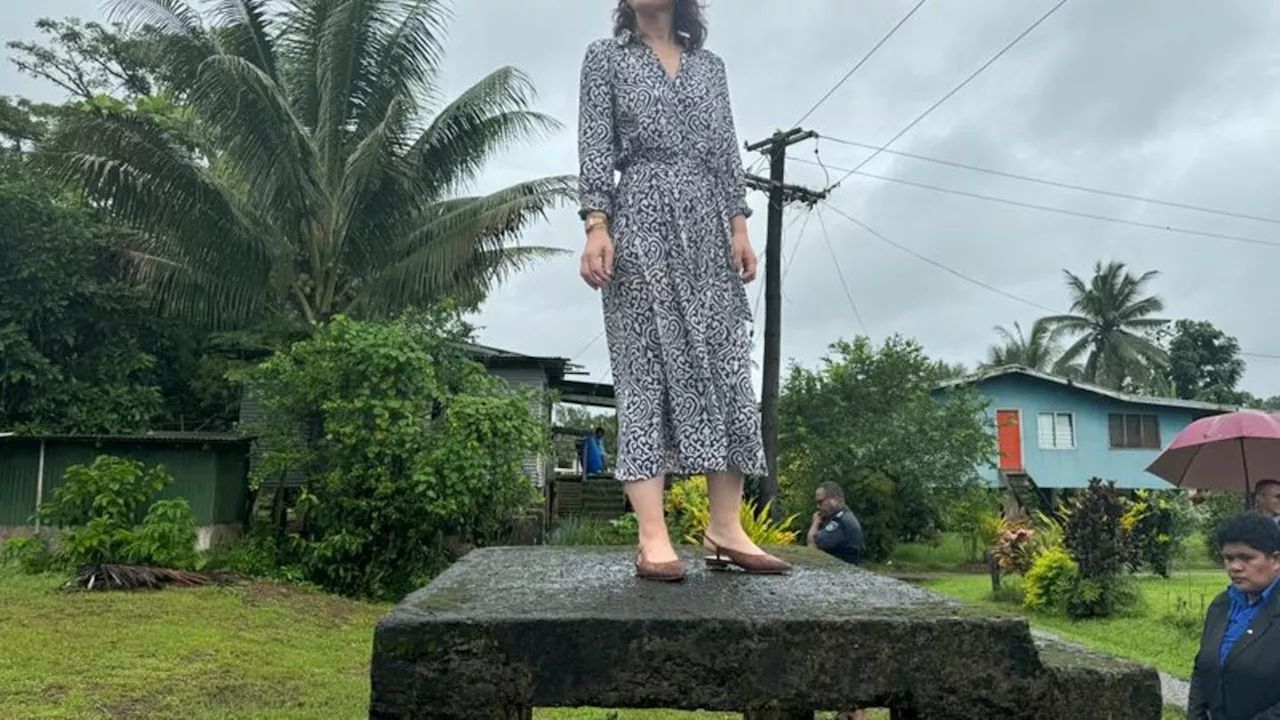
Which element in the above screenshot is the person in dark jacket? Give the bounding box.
[1188,512,1280,720]
[807,481,864,565]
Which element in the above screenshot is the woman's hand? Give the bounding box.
[731,229,757,283]
[580,227,614,289]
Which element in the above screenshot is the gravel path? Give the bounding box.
[1029,628,1189,709]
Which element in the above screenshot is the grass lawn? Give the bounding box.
[0,570,391,719]
[0,565,1198,719]
[917,570,1225,679]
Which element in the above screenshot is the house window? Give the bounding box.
[1108,413,1161,449]
[1036,412,1076,449]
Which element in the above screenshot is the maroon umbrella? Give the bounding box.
[1146,410,1280,494]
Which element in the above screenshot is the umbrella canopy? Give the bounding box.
[1146,411,1280,492]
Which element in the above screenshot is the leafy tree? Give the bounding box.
[7,17,161,102]
[1165,319,1248,404]
[982,318,1066,372]
[1046,261,1169,387]
[0,153,163,433]
[41,0,573,333]
[778,335,996,560]
[239,313,546,600]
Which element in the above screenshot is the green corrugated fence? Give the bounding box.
[0,433,251,528]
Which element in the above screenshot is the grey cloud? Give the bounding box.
[5,0,1279,394]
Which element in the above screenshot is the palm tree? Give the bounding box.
[42,0,572,331]
[1044,261,1169,386]
[982,318,1064,372]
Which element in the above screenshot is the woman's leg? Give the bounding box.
[625,475,679,563]
[705,470,764,553]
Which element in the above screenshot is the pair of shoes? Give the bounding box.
[634,549,686,582]
[701,536,792,575]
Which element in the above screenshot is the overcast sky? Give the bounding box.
[6,1,1280,397]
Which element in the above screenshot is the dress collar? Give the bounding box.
[615,28,690,47]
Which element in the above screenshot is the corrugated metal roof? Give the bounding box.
[936,365,1240,414]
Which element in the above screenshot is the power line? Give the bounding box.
[755,208,813,322]
[797,156,1280,249]
[816,207,868,336]
[821,202,1280,362]
[819,136,1280,226]
[826,0,1071,191]
[823,202,1058,313]
[792,0,929,127]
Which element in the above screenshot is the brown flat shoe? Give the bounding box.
[634,551,686,582]
[702,537,792,575]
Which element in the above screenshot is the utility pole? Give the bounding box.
[743,128,826,514]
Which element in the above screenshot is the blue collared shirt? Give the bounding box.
[1219,577,1280,666]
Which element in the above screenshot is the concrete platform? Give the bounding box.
[369,546,1161,719]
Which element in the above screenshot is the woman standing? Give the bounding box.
[577,0,790,581]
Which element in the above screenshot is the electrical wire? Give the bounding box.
[819,136,1280,226]
[816,206,868,336]
[792,0,929,127]
[825,0,1072,191]
[821,202,1280,361]
[795,156,1280,249]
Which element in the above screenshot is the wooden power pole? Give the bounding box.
[743,128,826,514]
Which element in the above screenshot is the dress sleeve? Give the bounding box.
[713,54,752,221]
[577,40,616,220]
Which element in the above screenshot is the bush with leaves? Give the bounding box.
[943,484,1004,564]
[1122,489,1194,577]
[1022,545,1079,613]
[1061,478,1138,618]
[665,475,798,546]
[779,335,995,557]
[238,313,545,600]
[33,454,198,570]
[1193,491,1246,562]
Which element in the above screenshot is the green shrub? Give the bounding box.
[1194,492,1246,562]
[1022,545,1078,613]
[33,455,199,570]
[1062,479,1138,618]
[1,536,60,573]
[238,313,545,600]
[1123,490,1195,577]
[203,532,307,581]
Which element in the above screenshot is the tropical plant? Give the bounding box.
[1061,478,1139,618]
[1022,545,1078,613]
[989,518,1037,575]
[666,475,798,546]
[41,0,572,332]
[1044,261,1169,386]
[238,313,545,600]
[982,318,1066,372]
[32,455,199,570]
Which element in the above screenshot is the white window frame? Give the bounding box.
[1036,411,1076,450]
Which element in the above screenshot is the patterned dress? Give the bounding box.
[577,30,768,482]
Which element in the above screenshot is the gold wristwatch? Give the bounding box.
[584,214,608,236]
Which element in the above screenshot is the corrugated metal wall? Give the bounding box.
[0,438,249,526]
[0,442,41,525]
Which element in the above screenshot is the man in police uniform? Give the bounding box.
[807,481,864,564]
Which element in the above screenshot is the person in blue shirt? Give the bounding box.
[1188,512,1280,720]
[582,427,607,475]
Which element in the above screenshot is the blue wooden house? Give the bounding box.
[936,365,1237,491]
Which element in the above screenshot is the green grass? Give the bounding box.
[0,571,390,719]
[0,564,1200,718]
[917,571,1225,679]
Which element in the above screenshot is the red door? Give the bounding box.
[996,410,1023,471]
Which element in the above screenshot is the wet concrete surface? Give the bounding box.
[370,547,1161,720]
[395,545,960,621]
